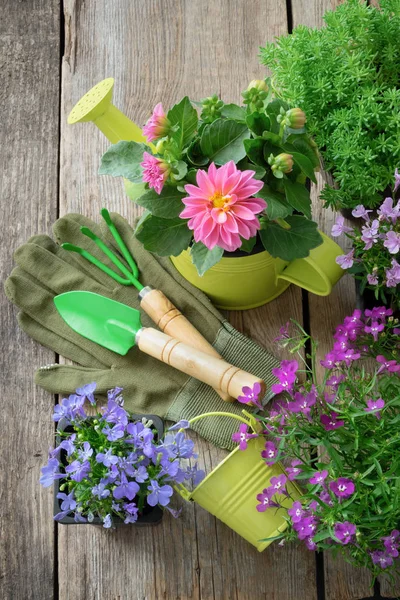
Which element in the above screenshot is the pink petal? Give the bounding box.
[196,169,216,196]
[184,184,209,200]
[211,208,228,223]
[231,205,259,220]
[224,212,239,233]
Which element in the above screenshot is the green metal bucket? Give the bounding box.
[177,412,302,552]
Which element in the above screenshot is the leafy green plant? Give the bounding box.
[98,81,323,275]
[260,0,400,211]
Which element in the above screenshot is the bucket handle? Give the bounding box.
[174,410,261,501]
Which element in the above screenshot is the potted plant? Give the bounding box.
[260,0,400,214]
[232,310,400,582]
[68,78,343,310]
[40,384,204,527]
[331,170,400,313]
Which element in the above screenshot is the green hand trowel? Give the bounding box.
[54,291,266,402]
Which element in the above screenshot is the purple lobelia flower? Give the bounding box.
[113,472,140,501]
[102,399,128,427]
[394,168,400,193]
[320,352,338,369]
[65,460,91,482]
[329,477,355,499]
[364,320,385,342]
[376,355,400,374]
[40,458,64,487]
[305,536,317,551]
[232,423,258,451]
[286,459,302,481]
[365,398,385,419]
[271,360,298,394]
[385,259,400,288]
[269,474,288,495]
[57,491,76,512]
[320,412,344,431]
[59,434,77,456]
[261,441,278,465]
[288,389,317,415]
[319,490,333,507]
[78,441,93,462]
[168,420,190,431]
[336,250,354,269]
[92,481,111,499]
[334,521,356,545]
[288,500,304,523]
[123,502,138,515]
[76,382,96,405]
[371,550,393,569]
[326,374,345,390]
[367,272,379,285]
[96,448,119,468]
[309,470,328,485]
[256,488,278,512]
[147,480,173,507]
[384,230,400,254]
[126,422,155,457]
[107,387,124,403]
[378,197,400,222]
[103,514,112,529]
[53,394,85,423]
[237,381,263,410]
[365,307,392,319]
[293,516,318,540]
[171,432,195,459]
[103,423,125,442]
[131,465,149,483]
[352,205,372,220]
[382,530,400,557]
[361,219,379,250]
[331,215,353,237]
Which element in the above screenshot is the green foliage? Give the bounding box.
[260,0,400,209]
[190,242,224,276]
[260,215,322,261]
[99,141,146,182]
[200,119,250,165]
[167,96,198,151]
[135,215,193,256]
[134,187,185,218]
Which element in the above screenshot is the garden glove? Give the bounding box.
[5,212,279,451]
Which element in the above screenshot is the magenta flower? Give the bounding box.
[293,516,318,540]
[382,530,400,558]
[371,550,393,569]
[329,477,355,499]
[384,230,400,254]
[269,474,288,495]
[336,250,354,269]
[320,412,344,431]
[320,352,338,369]
[237,381,263,410]
[256,488,278,512]
[180,161,266,252]
[319,490,333,507]
[261,441,278,465]
[143,103,170,142]
[331,215,353,237]
[365,397,385,419]
[367,272,379,285]
[365,307,392,319]
[376,355,400,374]
[352,205,372,220]
[334,521,356,545]
[141,151,170,194]
[361,219,379,250]
[288,500,304,523]
[271,360,298,394]
[286,459,302,480]
[305,536,318,551]
[326,374,345,389]
[364,320,385,341]
[385,259,400,288]
[309,470,328,485]
[232,423,258,451]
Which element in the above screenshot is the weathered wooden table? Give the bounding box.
[1,1,398,599]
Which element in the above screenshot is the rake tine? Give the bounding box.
[61,243,134,286]
[100,208,140,279]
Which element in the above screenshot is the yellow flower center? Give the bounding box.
[210,192,230,210]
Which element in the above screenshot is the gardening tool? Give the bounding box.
[54,291,266,401]
[176,411,302,551]
[67,77,153,148]
[63,208,233,402]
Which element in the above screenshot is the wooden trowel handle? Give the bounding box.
[137,327,266,401]
[140,288,234,402]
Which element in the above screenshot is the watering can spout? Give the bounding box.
[67,77,148,145]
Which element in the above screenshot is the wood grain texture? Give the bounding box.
[0,1,60,599]
[59,1,317,599]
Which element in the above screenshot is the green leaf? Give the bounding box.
[260,215,323,261]
[286,135,320,169]
[237,160,266,179]
[190,242,224,276]
[313,530,331,543]
[240,236,257,253]
[282,178,312,218]
[171,160,188,181]
[291,152,317,183]
[266,99,290,133]
[167,96,198,150]
[200,119,250,165]
[246,112,270,136]
[99,141,146,183]
[135,215,193,256]
[258,186,292,219]
[186,140,209,167]
[243,138,266,166]
[220,104,247,123]
[185,169,198,184]
[124,180,147,202]
[134,186,185,218]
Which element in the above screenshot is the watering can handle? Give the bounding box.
[139,288,234,402]
[137,328,266,401]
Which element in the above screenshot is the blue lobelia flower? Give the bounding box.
[57,490,77,512]
[78,442,93,462]
[147,480,173,507]
[76,382,97,405]
[40,458,64,487]
[96,448,119,468]
[113,472,140,501]
[65,460,91,482]
[91,481,111,500]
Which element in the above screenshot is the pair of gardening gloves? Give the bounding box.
[5,212,279,450]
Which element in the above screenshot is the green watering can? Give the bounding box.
[54,291,265,401]
[176,411,302,551]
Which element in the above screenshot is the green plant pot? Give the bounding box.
[170,232,344,310]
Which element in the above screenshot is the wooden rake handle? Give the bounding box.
[137,327,266,401]
[140,288,234,402]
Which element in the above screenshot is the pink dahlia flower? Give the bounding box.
[143,103,170,142]
[180,161,266,252]
[141,152,170,195]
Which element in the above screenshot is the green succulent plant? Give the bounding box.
[260,0,400,210]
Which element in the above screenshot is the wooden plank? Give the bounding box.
[291,2,372,599]
[60,0,317,598]
[0,1,60,599]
